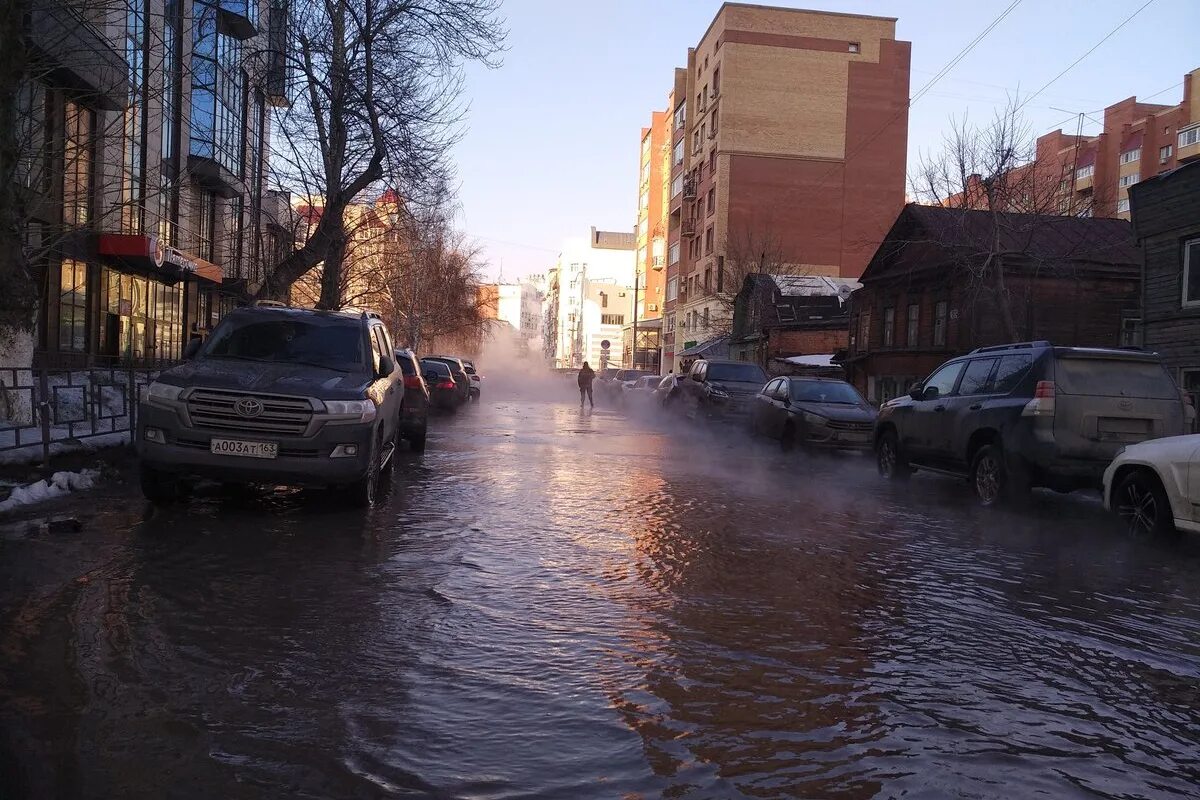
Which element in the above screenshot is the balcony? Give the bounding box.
[28,0,128,111]
[265,0,291,107]
[1180,126,1200,163]
[651,255,665,271]
[681,218,698,238]
[682,178,697,200]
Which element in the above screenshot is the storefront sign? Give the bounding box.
[163,248,198,274]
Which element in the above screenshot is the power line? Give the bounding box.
[1015,0,1158,113]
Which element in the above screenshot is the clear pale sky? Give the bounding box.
[451,0,1200,282]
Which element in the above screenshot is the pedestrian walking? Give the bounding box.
[577,362,595,409]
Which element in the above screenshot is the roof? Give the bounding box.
[591,227,636,251]
[678,335,729,358]
[769,275,860,298]
[779,354,836,367]
[862,204,1138,282]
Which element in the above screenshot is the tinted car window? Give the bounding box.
[790,380,864,404]
[657,376,674,390]
[707,363,768,383]
[1055,357,1179,399]
[204,318,364,369]
[923,362,964,399]
[762,379,780,396]
[421,361,451,378]
[958,358,997,396]
[992,354,1033,394]
[397,353,417,375]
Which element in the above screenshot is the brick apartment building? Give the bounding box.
[21,0,291,366]
[635,110,670,327]
[650,3,910,372]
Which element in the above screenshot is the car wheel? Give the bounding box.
[1114,470,1175,536]
[876,429,911,481]
[347,438,382,508]
[970,445,1007,507]
[140,464,181,505]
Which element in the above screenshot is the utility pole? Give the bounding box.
[631,267,639,369]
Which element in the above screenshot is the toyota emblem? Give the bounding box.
[234,397,264,418]
[1118,399,1133,411]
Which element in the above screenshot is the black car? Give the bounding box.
[874,341,1189,505]
[137,307,404,507]
[751,377,876,451]
[394,348,429,451]
[424,356,472,405]
[677,359,769,418]
[421,359,461,410]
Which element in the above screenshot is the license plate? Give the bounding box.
[210,438,278,459]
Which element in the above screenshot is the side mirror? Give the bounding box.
[377,355,395,378]
[908,384,924,401]
[183,339,203,360]
[691,372,702,382]
[922,386,940,401]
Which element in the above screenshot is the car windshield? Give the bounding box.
[707,363,767,383]
[790,380,864,405]
[202,318,364,370]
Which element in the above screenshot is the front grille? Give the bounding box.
[186,389,313,436]
[825,419,873,433]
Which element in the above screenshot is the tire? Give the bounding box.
[1113,470,1175,536]
[876,429,912,481]
[969,444,1008,507]
[140,464,181,505]
[346,437,382,508]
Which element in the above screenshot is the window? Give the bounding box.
[882,307,894,347]
[700,123,706,143]
[63,101,93,227]
[673,103,685,129]
[122,0,148,233]
[58,260,88,352]
[702,307,709,328]
[671,173,683,197]
[601,314,623,326]
[704,225,714,255]
[906,303,919,347]
[706,187,715,216]
[1120,312,1142,347]
[1075,164,1094,180]
[703,268,711,293]
[848,41,860,53]
[712,67,720,94]
[1119,148,1140,165]
[1117,197,1130,214]
[1179,126,1200,148]
[921,362,964,399]
[1160,144,1173,161]
[710,101,718,136]
[858,312,871,353]
[708,150,716,174]
[1184,238,1200,307]
[668,241,680,265]
[1118,173,1139,188]
[1181,369,1200,412]
[933,300,948,346]
[958,358,997,396]
[197,190,216,260]
[191,1,245,176]
[667,277,678,301]
[673,140,683,166]
[693,129,701,152]
[991,354,1033,394]
[701,86,708,110]
[639,189,649,211]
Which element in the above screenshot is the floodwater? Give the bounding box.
[2,384,1200,799]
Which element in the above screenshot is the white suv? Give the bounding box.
[1103,434,1200,535]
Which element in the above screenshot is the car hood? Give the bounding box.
[710,380,764,394]
[794,402,877,422]
[159,359,372,400]
[1121,433,1200,460]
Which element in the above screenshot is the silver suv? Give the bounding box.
[137,306,404,506]
[874,341,1190,505]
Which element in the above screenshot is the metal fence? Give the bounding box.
[0,357,175,462]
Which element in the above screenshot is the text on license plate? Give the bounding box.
[210,438,278,459]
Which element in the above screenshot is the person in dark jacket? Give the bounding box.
[577,362,595,409]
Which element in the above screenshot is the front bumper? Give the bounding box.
[803,424,873,450]
[137,403,374,486]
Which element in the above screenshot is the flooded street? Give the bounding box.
[3,389,1200,799]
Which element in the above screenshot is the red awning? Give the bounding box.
[96,234,222,284]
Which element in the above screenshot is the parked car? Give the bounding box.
[874,341,1189,506]
[1103,434,1200,536]
[620,375,661,406]
[424,356,472,405]
[677,359,769,418]
[653,374,681,407]
[751,377,876,451]
[599,368,653,401]
[137,306,404,507]
[462,359,482,401]
[394,348,429,451]
[421,359,461,410]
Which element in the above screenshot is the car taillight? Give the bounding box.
[1022,380,1056,417]
[403,375,424,390]
[436,380,456,390]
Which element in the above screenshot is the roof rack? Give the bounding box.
[254,299,289,308]
[968,341,1051,355]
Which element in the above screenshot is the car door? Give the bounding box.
[370,325,400,443]
[753,379,780,434]
[905,361,966,459]
[1188,441,1200,526]
[766,379,792,438]
[937,357,998,466]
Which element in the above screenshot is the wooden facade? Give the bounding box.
[1129,160,1200,408]
[844,205,1141,403]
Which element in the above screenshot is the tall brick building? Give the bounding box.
[650,3,910,372]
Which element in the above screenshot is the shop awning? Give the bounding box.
[96,234,223,284]
[677,335,729,359]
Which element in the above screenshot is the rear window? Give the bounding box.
[1055,357,1178,399]
[397,355,417,375]
[421,361,451,377]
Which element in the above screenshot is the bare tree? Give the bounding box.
[710,220,801,337]
[910,100,1111,341]
[257,0,504,308]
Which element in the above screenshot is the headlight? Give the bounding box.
[802,411,828,426]
[144,381,184,405]
[708,386,729,398]
[323,399,377,422]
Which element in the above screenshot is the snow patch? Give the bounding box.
[0,469,99,514]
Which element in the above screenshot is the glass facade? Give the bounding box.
[98,268,183,362]
[62,101,92,227]
[159,0,182,246]
[197,189,216,260]
[122,0,147,233]
[191,1,245,176]
[58,260,88,352]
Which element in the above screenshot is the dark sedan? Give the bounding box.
[421,359,462,410]
[424,356,472,405]
[751,376,877,451]
[395,348,429,451]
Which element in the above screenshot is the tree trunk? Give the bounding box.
[992,254,1019,342]
[318,228,347,309]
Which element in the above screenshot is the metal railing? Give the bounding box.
[0,356,176,462]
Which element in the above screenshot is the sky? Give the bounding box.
[450,0,1200,283]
